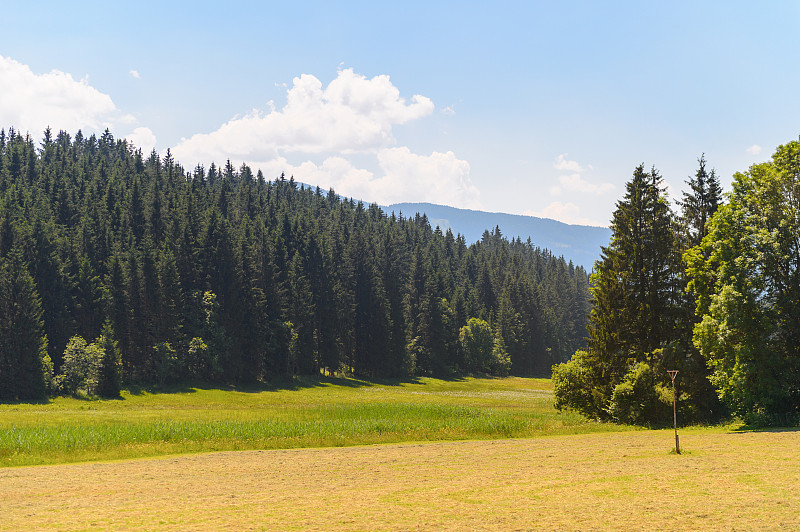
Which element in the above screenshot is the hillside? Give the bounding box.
[387,203,611,270]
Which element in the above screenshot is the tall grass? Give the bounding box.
[0,377,631,467]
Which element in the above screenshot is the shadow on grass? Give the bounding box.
[3,372,470,403]
[0,397,52,406]
[730,425,800,434]
[123,373,435,396]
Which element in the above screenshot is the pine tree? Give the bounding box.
[555,165,682,422]
[0,250,52,400]
[680,154,722,248]
[94,321,123,397]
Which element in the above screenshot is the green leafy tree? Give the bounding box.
[56,336,103,396]
[686,138,800,424]
[459,317,506,374]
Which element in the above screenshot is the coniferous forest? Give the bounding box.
[0,128,591,400]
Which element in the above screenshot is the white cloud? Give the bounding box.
[525,201,606,227]
[171,68,477,208]
[0,54,117,136]
[556,173,615,195]
[374,147,479,208]
[249,148,480,209]
[125,127,157,154]
[553,153,585,173]
[442,105,456,115]
[172,68,434,166]
[549,154,614,197]
[129,69,140,79]
[746,144,762,155]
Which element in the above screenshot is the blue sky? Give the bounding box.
[2,1,799,226]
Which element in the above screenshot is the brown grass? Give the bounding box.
[2,429,799,531]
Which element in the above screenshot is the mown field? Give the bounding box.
[3,430,799,530]
[0,376,630,467]
[2,377,798,530]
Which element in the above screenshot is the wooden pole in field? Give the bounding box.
[667,370,679,454]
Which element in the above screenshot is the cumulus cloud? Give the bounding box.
[553,153,585,173]
[248,148,480,209]
[746,144,762,155]
[374,147,479,208]
[125,127,157,154]
[172,68,434,165]
[0,54,152,152]
[0,54,118,136]
[549,153,614,197]
[525,202,606,227]
[172,68,479,208]
[555,173,615,195]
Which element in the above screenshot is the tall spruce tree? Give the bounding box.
[554,165,683,423]
[0,250,52,400]
[680,154,722,248]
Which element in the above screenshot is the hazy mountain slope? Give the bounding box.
[387,203,611,270]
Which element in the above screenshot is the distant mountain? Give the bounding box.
[386,203,611,270]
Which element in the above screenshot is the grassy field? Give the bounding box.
[0,376,632,467]
[2,377,799,530]
[2,430,799,530]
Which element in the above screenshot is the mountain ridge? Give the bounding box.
[386,202,611,270]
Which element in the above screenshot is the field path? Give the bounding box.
[2,430,799,530]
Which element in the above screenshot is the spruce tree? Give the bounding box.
[680,154,722,248]
[0,251,52,400]
[555,165,682,422]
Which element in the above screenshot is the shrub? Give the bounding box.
[155,341,178,386]
[552,350,599,418]
[94,322,122,397]
[608,362,671,426]
[55,329,121,398]
[55,336,100,396]
[491,335,511,376]
[459,318,494,374]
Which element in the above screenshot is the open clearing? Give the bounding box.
[3,429,799,531]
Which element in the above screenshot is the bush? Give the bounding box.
[55,336,99,396]
[94,322,122,397]
[154,341,178,386]
[608,362,671,426]
[459,318,494,374]
[55,328,122,398]
[491,335,511,376]
[552,350,599,418]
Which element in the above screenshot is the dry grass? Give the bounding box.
[2,429,799,531]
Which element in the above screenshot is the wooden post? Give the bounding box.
[667,370,680,454]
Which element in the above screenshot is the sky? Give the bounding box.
[2,1,799,227]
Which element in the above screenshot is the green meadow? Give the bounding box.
[0,376,634,467]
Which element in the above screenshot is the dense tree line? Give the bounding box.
[0,128,590,400]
